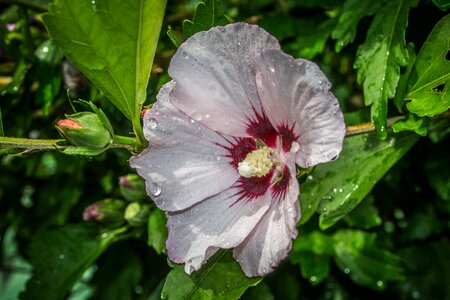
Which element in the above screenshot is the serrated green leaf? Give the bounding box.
[392,113,429,136]
[354,0,419,138]
[300,132,418,229]
[20,225,117,300]
[405,15,450,116]
[332,230,405,291]
[343,196,382,229]
[148,208,168,255]
[161,251,261,300]
[42,0,166,126]
[182,0,230,38]
[332,0,381,52]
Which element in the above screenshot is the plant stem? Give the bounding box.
[0,135,143,155]
[345,116,405,137]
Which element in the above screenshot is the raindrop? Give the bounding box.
[237,42,241,46]
[322,207,328,212]
[91,0,97,12]
[134,286,143,294]
[59,254,65,260]
[149,183,161,196]
[338,188,343,193]
[307,175,313,181]
[42,46,49,53]
[290,142,300,152]
[310,276,317,282]
[148,118,158,130]
[13,86,18,92]
[326,151,339,161]
[344,267,350,274]
[181,50,189,59]
[376,280,384,288]
[411,291,421,299]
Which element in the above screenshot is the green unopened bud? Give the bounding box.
[124,202,151,227]
[83,198,126,227]
[119,174,147,202]
[56,112,112,149]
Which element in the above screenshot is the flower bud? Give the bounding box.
[124,202,151,227]
[83,198,126,227]
[56,112,113,149]
[119,174,147,202]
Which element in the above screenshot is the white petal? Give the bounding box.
[233,168,300,277]
[255,50,346,167]
[130,81,240,211]
[166,188,272,274]
[168,23,280,137]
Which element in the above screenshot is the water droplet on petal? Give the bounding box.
[267,66,275,73]
[181,50,189,59]
[148,118,158,130]
[290,142,300,153]
[149,183,161,196]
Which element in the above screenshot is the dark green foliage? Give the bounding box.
[1,0,449,299]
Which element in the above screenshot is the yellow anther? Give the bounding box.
[238,147,279,178]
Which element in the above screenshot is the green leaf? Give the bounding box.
[242,281,274,300]
[300,132,419,229]
[405,15,450,116]
[147,208,168,255]
[42,0,167,130]
[289,231,332,285]
[34,40,64,116]
[167,25,181,48]
[291,231,334,256]
[332,230,405,290]
[296,252,330,286]
[182,0,230,38]
[397,242,450,299]
[392,113,429,136]
[354,0,419,138]
[432,0,450,10]
[21,225,118,300]
[289,18,337,60]
[332,0,381,52]
[393,43,416,111]
[90,244,142,300]
[0,59,30,95]
[161,251,261,300]
[343,196,382,229]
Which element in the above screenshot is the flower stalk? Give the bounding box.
[0,134,143,155]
